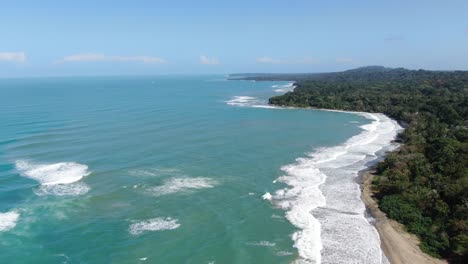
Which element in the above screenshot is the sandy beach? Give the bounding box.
[361,171,447,264]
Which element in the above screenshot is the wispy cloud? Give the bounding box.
[57,53,166,64]
[384,35,405,42]
[256,56,319,65]
[0,52,27,63]
[199,55,219,65]
[335,57,354,63]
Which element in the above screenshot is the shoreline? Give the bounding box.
[360,169,447,264]
[276,106,446,263]
[268,110,401,263]
[251,79,448,263]
[269,106,446,263]
[275,106,448,263]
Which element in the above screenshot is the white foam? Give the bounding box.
[269,113,402,263]
[34,182,90,196]
[251,104,283,109]
[277,251,294,256]
[226,95,286,109]
[129,217,180,235]
[15,160,90,185]
[273,82,296,93]
[0,211,20,231]
[225,96,260,107]
[15,160,91,196]
[271,214,284,219]
[262,192,272,200]
[148,177,216,196]
[246,240,276,247]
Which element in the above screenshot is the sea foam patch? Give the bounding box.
[0,211,20,232]
[129,217,180,235]
[148,177,216,196]
[276,251,294,256]
[34,182,90,196]
[262,192,272,200]
[226,95,283,109]
[226,96,260,107]
[246,240,276,247]
[15,160,91,196]
[273,83,295,93]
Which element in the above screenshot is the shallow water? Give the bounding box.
[0,76,390,263]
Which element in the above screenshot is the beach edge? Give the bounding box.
[361,170,447,264]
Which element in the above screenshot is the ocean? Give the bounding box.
[0,76,399,263]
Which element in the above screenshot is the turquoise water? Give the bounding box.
[0,76,369,263]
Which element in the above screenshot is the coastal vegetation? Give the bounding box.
[249,66,467,262]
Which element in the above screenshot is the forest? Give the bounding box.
[250,66,468,262]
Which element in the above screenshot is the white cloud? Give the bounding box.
[0,52,27,63]
[256,56,318,65]
[200,55,219,65]
[57,53,166,64]
[336,57,354,63]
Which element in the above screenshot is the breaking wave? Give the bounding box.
[15,160,91,196]
[225,96,282,109]
[273,82,296,93]
[225,96,261,107]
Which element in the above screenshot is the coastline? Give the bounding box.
[236,77,451,263]
[273,105,446,263]
[269,103,448,263]
[268,110,401,263]
[361,169,447,264]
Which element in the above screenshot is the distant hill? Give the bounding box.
[229,66,467,82]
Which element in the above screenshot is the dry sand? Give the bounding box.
[361,171,447,264]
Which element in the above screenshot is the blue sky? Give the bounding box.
[1,0,467,77]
